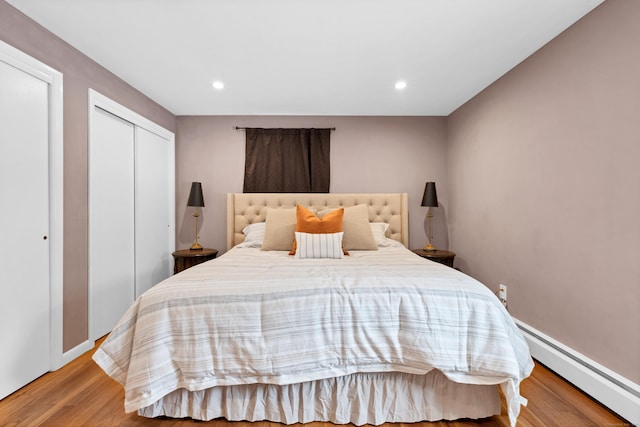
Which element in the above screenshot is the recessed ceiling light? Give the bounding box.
[395,81,407,90]
[212,81,224,90]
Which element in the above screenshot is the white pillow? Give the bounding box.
[238,222,266,248]
[295,232,344,259]
[370,222,390,246]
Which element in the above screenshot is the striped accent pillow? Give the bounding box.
[295,232,344,259]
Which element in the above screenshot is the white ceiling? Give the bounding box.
[8,0,604,116]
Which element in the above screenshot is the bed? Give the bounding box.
[93,193,533,427]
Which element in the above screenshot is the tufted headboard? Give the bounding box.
[227,193,408,251]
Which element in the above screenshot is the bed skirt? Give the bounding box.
[138,370,501,425]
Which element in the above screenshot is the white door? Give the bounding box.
[135,126,174,297]
[89,90,175,341]
[89,107,136,339]
[0,59,50,399]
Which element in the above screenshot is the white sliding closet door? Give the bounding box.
[89,90,174,341]
[90,107,136,339]
[0,56,50,399]
[135,126,174,297]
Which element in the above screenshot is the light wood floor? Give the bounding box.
[0,339,630,427]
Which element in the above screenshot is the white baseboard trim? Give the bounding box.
[59,339,95,368]
[514,319,639,426]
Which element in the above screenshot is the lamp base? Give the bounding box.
[423,243,436,251]
[190,206,203,250]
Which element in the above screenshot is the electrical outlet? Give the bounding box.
[498,284,507,302]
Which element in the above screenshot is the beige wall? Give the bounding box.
[446,0,640,383]
[0,1,176,351]
[175,116,448,253]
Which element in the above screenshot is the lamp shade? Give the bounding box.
[187,182,205,207]
[421,182,438,207]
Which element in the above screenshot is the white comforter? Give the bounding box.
[93,243,533,425]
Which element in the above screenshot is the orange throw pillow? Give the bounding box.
[289,205,348,255]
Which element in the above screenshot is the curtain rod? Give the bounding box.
[234,126,336,131]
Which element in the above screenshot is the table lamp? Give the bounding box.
[421,182,438,251]
[187,182,205,250]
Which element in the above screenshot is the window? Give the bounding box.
[243,128,331,193]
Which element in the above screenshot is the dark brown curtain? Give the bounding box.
[243,128,331,193]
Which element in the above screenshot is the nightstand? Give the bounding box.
[412,249,456,268]
[172,248,218,274]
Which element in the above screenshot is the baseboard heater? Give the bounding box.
[514,319,639,426]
